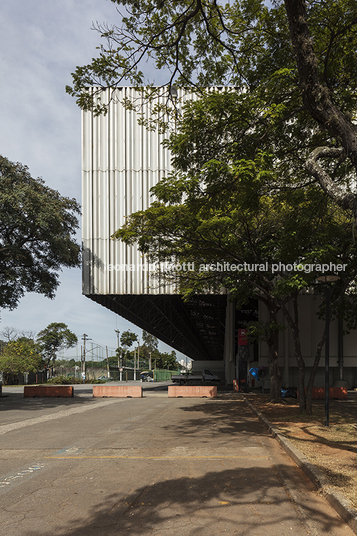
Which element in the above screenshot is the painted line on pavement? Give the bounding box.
[45,455,269,460]
[0,464,45,489]
[0,398,124,435]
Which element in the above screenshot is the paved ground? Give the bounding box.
[0,384,355,536]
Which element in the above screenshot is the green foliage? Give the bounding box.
[67,0,357,214]
[142,330,158,351]
[247,321,286,345]
[37,323,78,366]
[0,156,80,309]
[46,375,78,384]
[46,376,106,384]
[114,91,357,310]
[120,330,138,349]
[153,350,178,370]
[0,339,42,375]
[66,0,357,117]
[140,330,159,360]
[114,86,357,407]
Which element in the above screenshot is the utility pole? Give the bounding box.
[114,329,120,381]
[106,346,110,379]
[134,348,136,381]
[81,334,91,383]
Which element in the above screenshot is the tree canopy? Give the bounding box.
[36,323,78,367]
[0,339,42,377]
[120,330,138,349]
[141,330,159,356]
[0,156,80,309]
[114,90,357,408]
[67,0,357,209]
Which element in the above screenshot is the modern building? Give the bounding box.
[82,87,357,388]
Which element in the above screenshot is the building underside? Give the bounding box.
[87,294,258,361]
[82,87,258,369]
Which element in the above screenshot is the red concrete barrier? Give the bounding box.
[312,387,324,400]
[330,387,348,399]
[24,385,73,397]
[168,385,217,398]
[93,385,142,398]
[298,387,348,400]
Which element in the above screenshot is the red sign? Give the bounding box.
[238,329,248,346]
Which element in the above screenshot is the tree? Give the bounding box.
[67,0,357,210]
[141,330,159,366]
[1,326,19,342]
[1,326,36,342]
[0,339,42,383]
[120,330,138,349]
[37,323,78,368]
[120,330,138,365]
[153,350,178,370]
[67,0,357,409]
[0,156,80,309]
[114,90,357,409]
[142,330,158,351]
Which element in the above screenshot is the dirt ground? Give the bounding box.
[244,392,357,509]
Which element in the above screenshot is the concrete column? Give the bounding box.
[224,297,236,385]
[283,306,290,387]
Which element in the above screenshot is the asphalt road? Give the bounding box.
[0,384,354,536]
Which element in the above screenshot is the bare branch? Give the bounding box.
[305,146,355,210]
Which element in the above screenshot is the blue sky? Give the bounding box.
[0,0,187,362]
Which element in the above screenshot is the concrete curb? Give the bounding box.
[243,396,357,535]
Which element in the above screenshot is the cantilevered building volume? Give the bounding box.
[82,86,357,389]
[82,87,256,382]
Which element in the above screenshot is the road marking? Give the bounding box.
[0,464,45,489]
[45,455,269,460]
[0,399,124,435]
[52,446,85,455]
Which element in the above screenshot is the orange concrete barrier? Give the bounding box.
[298,387,348,400]
[93,385,142,398]
[24,385,73,397]
[312,387,324,399]
[168,385,217,398]
[330,387,348,399]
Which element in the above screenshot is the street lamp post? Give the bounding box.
[317,274,340,427]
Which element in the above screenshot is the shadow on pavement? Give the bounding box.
[0,391,97,413]
[287,424,357,455]
[22,465,347,536]
[162,399,264,438]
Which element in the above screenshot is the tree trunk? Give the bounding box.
[281,297,306,413]
[284,0,357,208]
[306,329,327,414]
[269,343,281,402]
[266,305,282,402]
